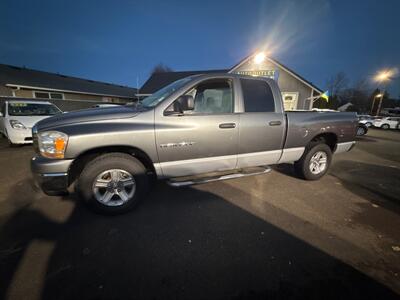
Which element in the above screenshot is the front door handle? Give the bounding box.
[269,120,282,126]
[219,123,236,129]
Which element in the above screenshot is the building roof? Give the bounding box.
[139,54,323,95]
[0,64,137,98]
[229,54,323,94]
[139,69,228,95]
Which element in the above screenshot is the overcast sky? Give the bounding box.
[0,0,399,97]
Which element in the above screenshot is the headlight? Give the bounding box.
[37,131,68,159]
[10,120,27,130]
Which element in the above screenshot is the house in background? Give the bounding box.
[139,53,323,110]
[0,64,137,111]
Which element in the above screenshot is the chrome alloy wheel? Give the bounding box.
[92,169,136,206]
[309,151,328,175]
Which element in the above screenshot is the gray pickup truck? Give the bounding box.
[31,74,357,214]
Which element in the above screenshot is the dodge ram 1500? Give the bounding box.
[31,74,357,214]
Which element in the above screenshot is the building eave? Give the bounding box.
[5,83,134,99]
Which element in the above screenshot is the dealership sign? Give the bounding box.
[233,70,279,81]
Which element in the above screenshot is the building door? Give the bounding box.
[282,92,298,111]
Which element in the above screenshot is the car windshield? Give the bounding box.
[8,103,61,116]
[140,77,194,108]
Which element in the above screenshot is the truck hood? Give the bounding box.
[36,105,143,131]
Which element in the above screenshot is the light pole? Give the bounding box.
[372,70,393,116]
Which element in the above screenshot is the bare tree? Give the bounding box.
[151,63,173,74]
[326,72,349,99]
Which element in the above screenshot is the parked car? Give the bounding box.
[0,100,62,145]
[357,115,375,127]
[372,117,400,130]
[31,74,357,214]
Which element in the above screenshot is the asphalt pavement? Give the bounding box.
[0,128,399,300]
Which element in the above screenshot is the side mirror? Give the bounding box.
[177,95,194,112]
[164,95,194,116]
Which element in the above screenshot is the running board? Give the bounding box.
[167,166,272,187]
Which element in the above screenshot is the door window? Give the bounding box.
[240,78,275,112]
[166,79,234,114]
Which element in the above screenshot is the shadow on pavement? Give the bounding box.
[0,180,399,300]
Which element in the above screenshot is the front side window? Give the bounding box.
[166,79,234,114]
[141,77,194,108]
[8,103,61,116]
[240,78,275,112]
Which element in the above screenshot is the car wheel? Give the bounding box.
[356,126,366,136]
[381,124,390,130]
[77,153,149,215]
[294,143,332,180]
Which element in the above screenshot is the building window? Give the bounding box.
[34,91,64,99]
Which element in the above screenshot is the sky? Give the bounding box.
[0,0,399,98]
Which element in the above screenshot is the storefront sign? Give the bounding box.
[233,70,279,81]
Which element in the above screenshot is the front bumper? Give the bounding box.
[31,156,74,195]
[7,128,33,144]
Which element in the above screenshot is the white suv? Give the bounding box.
[0,100,62,145]
[373,117,400,130]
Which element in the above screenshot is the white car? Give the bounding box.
[0,100,62,145]
[358,115,376,127]
[373,117,400,130]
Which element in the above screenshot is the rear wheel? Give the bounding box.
[294,143,332,180]
[381,124,390,130]
[77,153,149,214]
[356,125,367,136]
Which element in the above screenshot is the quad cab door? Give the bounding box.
[237,78,286,168]
[154,77,240,178]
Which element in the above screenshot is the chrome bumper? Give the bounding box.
[31,156,73,196]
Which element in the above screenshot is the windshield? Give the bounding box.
[8,103,61,116]
[140,77,194,108]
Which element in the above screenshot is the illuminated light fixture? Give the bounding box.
[375,93,383,98]
[374,69,394,82]
[254,52,266,64]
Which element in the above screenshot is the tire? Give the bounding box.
[294,143,332,180]
[381,124,390,130]
[356,126,366,136]
[77,153,149,215]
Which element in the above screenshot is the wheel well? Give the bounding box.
[309,133,337,152]
[68,146,156,185]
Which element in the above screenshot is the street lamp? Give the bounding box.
[372,69,394,116]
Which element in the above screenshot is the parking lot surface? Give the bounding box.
[0,128,399,300]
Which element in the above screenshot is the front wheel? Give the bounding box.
[381,124,390,130]
[294,144,332,180]
[77,153,149,215]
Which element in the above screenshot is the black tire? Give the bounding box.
[294,143,332,180]
[356,126,366,136]
[381,124,390,130]
[77,153,149,215]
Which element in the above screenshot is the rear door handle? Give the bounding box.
[269,120,282,126]
[219,123,236,129]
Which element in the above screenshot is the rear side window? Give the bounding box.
[240,78,275,112]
